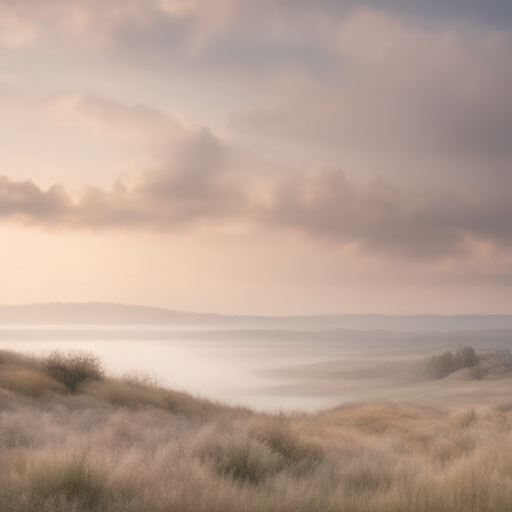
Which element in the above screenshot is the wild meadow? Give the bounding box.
[2,349,512,512]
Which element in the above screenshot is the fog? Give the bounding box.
[3,325,512,411]
[0,329,363,411]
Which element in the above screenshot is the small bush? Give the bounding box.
[422,347,480,380]
[198,431,285,483]
[467,365,487,380]
[455,346,479,369]
[43,351,104,391]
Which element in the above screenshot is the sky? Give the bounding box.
[1,0,512,315]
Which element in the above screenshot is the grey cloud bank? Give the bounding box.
[1,161,511,260]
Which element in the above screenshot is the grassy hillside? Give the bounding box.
[2,349,512,511]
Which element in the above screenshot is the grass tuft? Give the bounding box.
[197,430,286,483]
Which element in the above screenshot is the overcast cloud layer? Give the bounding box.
[1,0,511,312]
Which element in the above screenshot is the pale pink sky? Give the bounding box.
[1,0,512,314]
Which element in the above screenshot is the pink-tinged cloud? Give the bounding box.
[1,157,512,261]
[0,178,73,224]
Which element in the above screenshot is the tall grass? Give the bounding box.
[2,349,512,511]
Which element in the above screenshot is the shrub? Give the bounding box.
[197,431,285,483]
[467,365,487,380]
[455,346,479,369]
[425,351,457,379]
[422,347,480,380]
[43,350,104,391]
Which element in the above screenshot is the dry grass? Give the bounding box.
[0,367,67,398]
[3,349,512,511]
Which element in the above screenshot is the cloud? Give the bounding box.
[3,2,511,171]
[0,0,155,48]
[3,0,510,57]
[0,178,73,224]
[39,92,185,148]
[231,9,512,169]
[0,127,250,230]
[77,128,250,228]
[2,150,512,261]
[264,168,512,259]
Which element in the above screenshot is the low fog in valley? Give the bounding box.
[3,303,512,411]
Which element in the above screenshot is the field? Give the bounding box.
[2,349,512,511]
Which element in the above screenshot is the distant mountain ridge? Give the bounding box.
[1,302,512,331]
[0,303,221,327]
[2,325,512,353]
